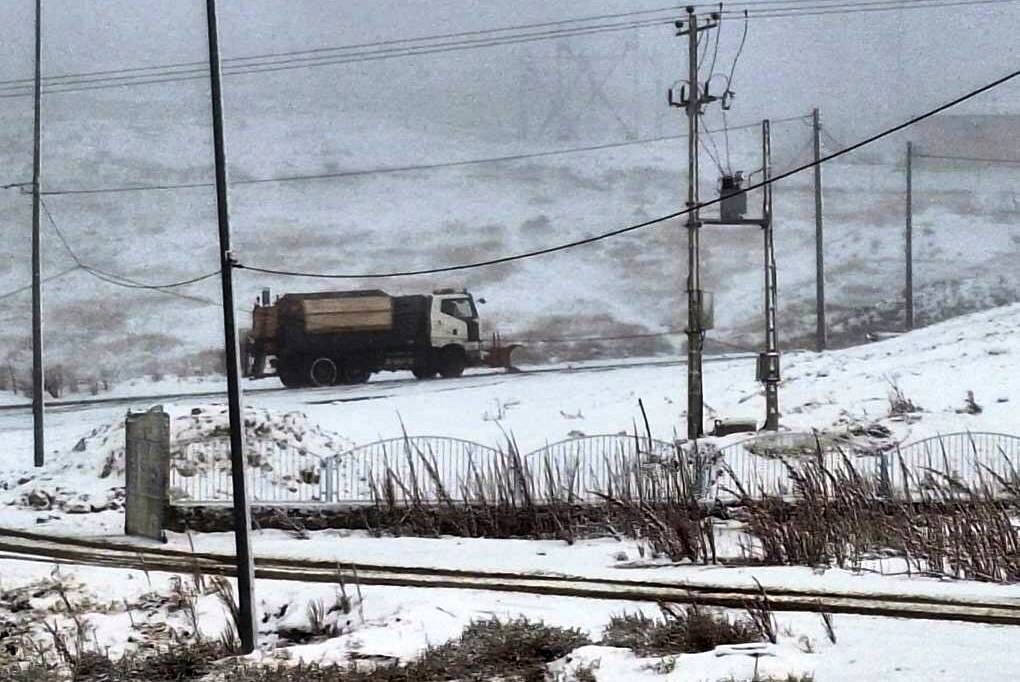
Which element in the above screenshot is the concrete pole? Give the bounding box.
[31,0,44,467]
[762,120,780,431]
[204,0,257,653]
[905,141,915,330]
[812,108,826,352]
[685,6,704,440]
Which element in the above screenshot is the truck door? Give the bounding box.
[432,296,478,346]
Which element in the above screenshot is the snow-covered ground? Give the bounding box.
[1,304,1020,679]
[2,549,1019,681]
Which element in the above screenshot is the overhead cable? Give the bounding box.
[235,67,1020,279]
[40,116,810,196]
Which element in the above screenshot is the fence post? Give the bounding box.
[879,449,892,500]
[125,405,171,541]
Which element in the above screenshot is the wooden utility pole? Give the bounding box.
[905,141,915,330]
[31,0,44,467]
[204,0,256,653]
[812,108,826,352]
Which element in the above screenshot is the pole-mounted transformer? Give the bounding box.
[719,172,748,223]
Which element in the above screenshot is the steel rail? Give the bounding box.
[1,528,1019,626]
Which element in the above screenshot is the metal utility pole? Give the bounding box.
[812,108,826,352]
[671,7,718,440]
[31,0,44,468]
[204,0,256,653]
[905,141,915,330]
[761,121,780,431]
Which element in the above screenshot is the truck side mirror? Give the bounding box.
[477,298,487,305]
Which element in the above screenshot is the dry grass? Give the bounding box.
[602,603,763,656]
[3,617,592,682]
[733,450,1020,582]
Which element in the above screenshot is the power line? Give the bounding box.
[40,115,810,196]
[38,196,221,292]
[0,266,81,303]
[235,67,1020,280]
[915,153,1020,165]
[723,0,1020,19]
[0,17,679,98]
[0,0,1012,100]
[0,5,687,90]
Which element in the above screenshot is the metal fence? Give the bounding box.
[713,431,1020,501]
[169,439,331,504]
[169,431,1020,506]
[171,434,684,505]
[887,432,1020,497]
[711,433,885,499]
[320,436,501,504]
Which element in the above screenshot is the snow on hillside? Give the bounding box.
[1,111,1018,380]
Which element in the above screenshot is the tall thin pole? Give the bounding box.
[762,120,780,431]
[204,0,256,653]
[905,141,915,330]
[685,6,704,440]
[31,0,44,468]
[812,108,826,352]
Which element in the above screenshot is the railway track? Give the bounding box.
[0,527,1018,626]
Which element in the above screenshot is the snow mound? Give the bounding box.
[2,404,354,513]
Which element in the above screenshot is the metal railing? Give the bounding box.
[887,432,1020,497]
[168,431,1020,506]
[169,439,330,504]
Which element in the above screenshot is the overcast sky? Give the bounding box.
[1,0,1018,178]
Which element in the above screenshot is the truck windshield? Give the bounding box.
[441,298,476,320]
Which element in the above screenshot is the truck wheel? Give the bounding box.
[438,346,466,378]
[277,360,305,388]
[308,357,339,387]
[412,364,436,380]
[341,359,372,385]
[412,354,437,379]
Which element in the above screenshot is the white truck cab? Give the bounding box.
[430,289,482,354]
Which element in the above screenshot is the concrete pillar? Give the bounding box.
[124,405,170,541]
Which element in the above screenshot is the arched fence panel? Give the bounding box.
[321,436,502,505]
[887,432,1020,497]
[710,433,887,500]
[523,435,689,502]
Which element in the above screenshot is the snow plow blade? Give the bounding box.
[484,333,522,373]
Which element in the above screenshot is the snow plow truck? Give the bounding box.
[243,288,518,387]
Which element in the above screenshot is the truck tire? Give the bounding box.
[277,362,305,388]
[438,346,466,379]
[412,364,436,380]
[340,360,372,385]
[412,354,437,379]
[308,357,339,387]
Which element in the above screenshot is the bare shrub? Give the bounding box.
[735,448,1020,582]
[602,603,762,656]
[887,379,922,416]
